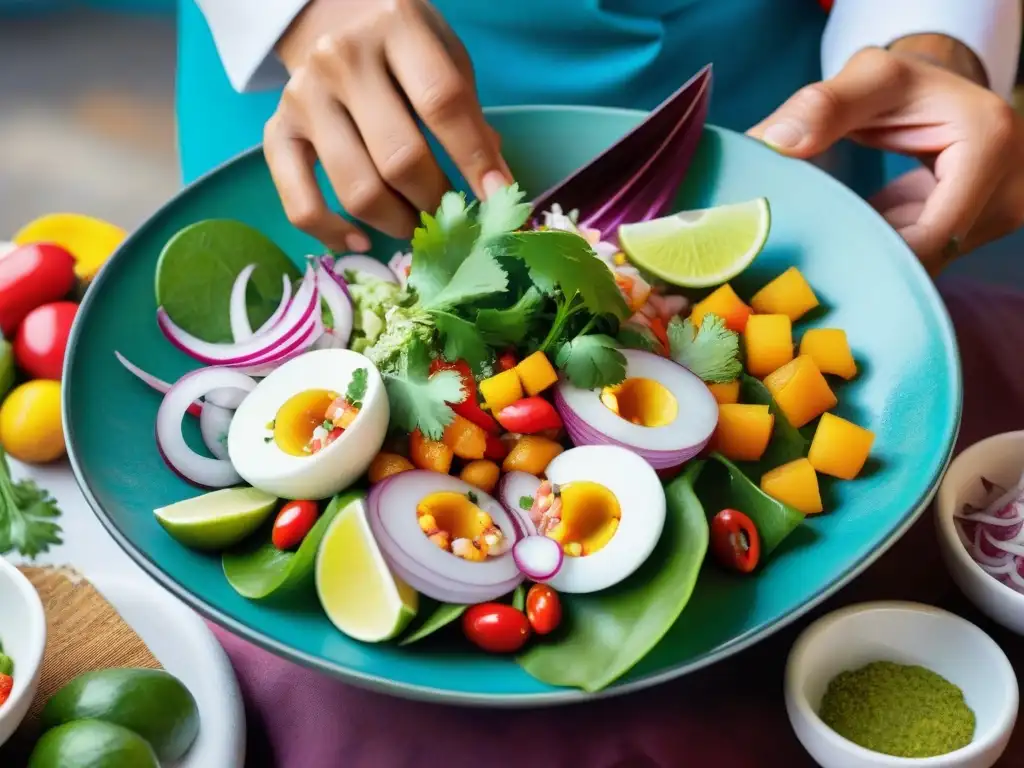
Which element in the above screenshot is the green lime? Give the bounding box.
[315,496,418,642]
[154,487,278,551]
[618,198,771,288]
[41,668,199,762]
[28,720,158,768]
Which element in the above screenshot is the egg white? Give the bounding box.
[542,445,666,593]
[227,348,388,500]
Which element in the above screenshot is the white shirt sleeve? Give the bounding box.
[194,0,312,93]
[822,0,1022,99]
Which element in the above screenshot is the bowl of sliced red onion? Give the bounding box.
[936,430,1024,635]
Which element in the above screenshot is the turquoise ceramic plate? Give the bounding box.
[64,107,961,705]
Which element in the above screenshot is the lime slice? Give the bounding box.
[315,496,418,642]
[619,198,771,288]
[154,487,278,550]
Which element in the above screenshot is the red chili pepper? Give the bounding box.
[272,500,319,551]
[495,397,563,434]
[484,433,509,461]
[818,0,833,10]
[497,351,518,372]
[0,673,12,706]
[710,508,761,574]
[429,358,500,434]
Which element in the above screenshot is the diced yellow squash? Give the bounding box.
[743,314,793,378]
[708,379,740,405]
[410,430,454,474]
[442,414,488,460]
[750,267,819,321]
[763,355,837,428]
[479,369,523,413]
[690,284,753,333]
[760,458,823,514]
[808,412,875,480]
[368,452,414,484]
[460,460,502,494]
[515,351,559,396]
[502,436,564,475]
[713,404,774,462]
[799,328,857,380]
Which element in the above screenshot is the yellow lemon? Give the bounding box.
[0,380,65,463]
[14,213,126,282]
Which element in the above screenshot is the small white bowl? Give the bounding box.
[0,557,46,746]
[785,602,1017,768]
[936,430,1024,634]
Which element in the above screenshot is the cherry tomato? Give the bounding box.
[497,351,518,372]
[462,603,531,653]
[272,500,319,550]
[0,673,12,706]
[429,358,500,434]
[495,397,563,434]
[14,301,78,380]
[0,244,76,335]
[525,584,562,635]
[710,508,760,574]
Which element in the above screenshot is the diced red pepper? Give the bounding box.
[484,433,509,461]
[0,673,13,706]
[430,358,500,435]
[648,316,670,353]
[497,351,518,372]
[495,397,563,434]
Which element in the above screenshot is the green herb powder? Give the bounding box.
[818,661,975,758]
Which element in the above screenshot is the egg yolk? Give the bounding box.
[273,389,339,456]
[600,377,677,428]
[546,481,620,557]
[417,491,504,561]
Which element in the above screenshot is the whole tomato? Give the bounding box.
[462,603,531,653]
[525,584,562,635]
[272,500,319,550]
[0,244,76,335]
[710,508,761,574]
[14,301,78,380]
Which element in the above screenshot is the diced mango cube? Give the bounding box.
[743,314,793,378]
[410,430,454,474]
[442,414,488,460]
[502,435,564,475]
[799,329,857,380]
[760,458,823,514]
[515,351,559,396]
[690,284,753,333]
[750,267,819,321]
[713,404,774,462]
[707,379,740,405]
[808,412,875,480]
[479,369,523,413]
[762,355,837,428]
[460,460,502,494]
[368,452,414,484]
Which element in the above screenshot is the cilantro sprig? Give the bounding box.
[345,367,368,409]
[0,445,62,558]
[383,340,465,440]
[667,313,742,383]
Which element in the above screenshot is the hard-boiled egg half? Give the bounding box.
[537,445,666,593]
[228,348,388,499]
[554,349,717,469]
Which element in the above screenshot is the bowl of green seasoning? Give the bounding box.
[785,602,1018,768]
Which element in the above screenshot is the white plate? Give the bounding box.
[88,571,246,768]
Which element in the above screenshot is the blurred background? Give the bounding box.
[1,2,1023,285]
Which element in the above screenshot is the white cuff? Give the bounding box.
[195,0,312,93]
[822,0,1022,99]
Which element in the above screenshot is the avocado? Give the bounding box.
[41,668,199,761]
[28,720,158,768]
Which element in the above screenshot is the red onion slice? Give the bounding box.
[497,471,541,536]
[512,535,563,581]
[314,263,353,349]
[334,254,399,285]
[156,368,257,488]
[229,264,294,343]
[115,351,202,418]
[199,402,233,460]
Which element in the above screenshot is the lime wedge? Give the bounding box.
[315,496,418,642]
[619,198,771,288]
[154,487,278,551]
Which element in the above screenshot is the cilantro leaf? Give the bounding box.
[383,340,465,439]
[476,286,545,345]
[496,231,629,320]
[424,246,507,311]
[346,367,368,408]
[476,183,531,240]
[0,447,62,559]
[555,334,627,389]
[431,311,492,374]
[617,321,660,352]
[667,314,742,384]
[408,192,480,306]
[519,496,533,511]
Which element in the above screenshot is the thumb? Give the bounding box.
[748,47,908,157]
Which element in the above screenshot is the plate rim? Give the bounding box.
[62,108,964,707]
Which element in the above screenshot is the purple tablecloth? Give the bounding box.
[209,277,1024,768]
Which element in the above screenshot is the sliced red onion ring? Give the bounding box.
[334,254,399,285]
[387,251,412,286]
[115,351,202,418]
[156,368,257,488]
[367,471,523,603]
[313,263,353,350]
[229,264,294,343]
[512,535,563,581]
[497,471,541,536]
[199,403,233,460]
[157,266,318,366]
[205,386,252,410]
[315,255,351,300]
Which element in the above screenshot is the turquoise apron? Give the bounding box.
[176,0,883,196]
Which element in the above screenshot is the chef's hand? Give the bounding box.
[749,40,1024,274]
[267,0,511,251]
